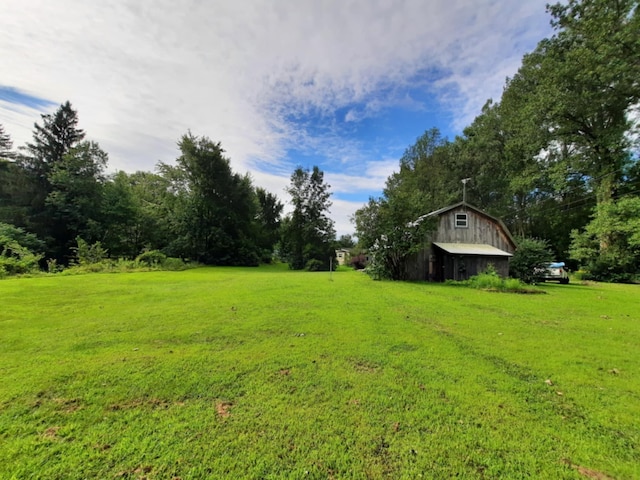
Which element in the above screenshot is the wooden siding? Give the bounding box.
[431,206,515,254]
[404,241,430,280]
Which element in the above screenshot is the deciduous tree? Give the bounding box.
[570,196,640,281]
[45,141,108,260]
[159,133,260,265]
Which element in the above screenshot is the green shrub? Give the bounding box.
[162,257,189,271]
[46,258,61,273]
[468,271,504,290]
[72,237,108,265]
[510,238,554,284]
[260,249,274,264]
[112,258,140,272]
[0,241,43,275]
[448,267,544,294]
[0,223,46,253]
[0,225,45,277]
[504,278,524,291]
[305,259,324,271]
[349,253,368,270]
[136,250,167,266]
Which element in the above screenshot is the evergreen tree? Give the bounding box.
[22,101,85,186]
[0,124,13,160]
[16,102,87,254]
[0,124,28,225]
[281,166,336,270]
[255,187,284,262]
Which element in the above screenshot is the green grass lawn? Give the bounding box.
[0,266,638,479]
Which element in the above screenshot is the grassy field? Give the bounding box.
[0,265,638,479]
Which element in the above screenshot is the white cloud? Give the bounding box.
[326,159,398,195]
[0,101,43,149]
[329,198,364,238]
[1,0,552,232]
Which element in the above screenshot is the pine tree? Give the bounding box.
[282,166,336,270]
[21,101,85,183]
[0,124,13,160]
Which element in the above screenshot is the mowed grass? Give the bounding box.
[0,266,638,479]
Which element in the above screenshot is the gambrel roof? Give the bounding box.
[414,201,516,247]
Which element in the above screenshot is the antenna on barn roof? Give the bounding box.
[461,178,471,204]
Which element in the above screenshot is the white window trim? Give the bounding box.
[455,213,468,228]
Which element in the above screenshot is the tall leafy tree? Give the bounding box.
[570,196,640,281]
[255,187,283,262]
[388,128,457,216]
[464,87,594,258]
[520,0,639,205]
[159,132,259,265]
[44,141,108,260]
[98,171,149,258]
[281,166,336,270]
[531,0,640,272]
[98,170,174,258]
[127,171,175,253]
[353,129,451,279]
[336,234,355,249]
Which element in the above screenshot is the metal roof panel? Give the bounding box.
[433,242,513,256]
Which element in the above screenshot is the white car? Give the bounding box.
[536,262,569,284]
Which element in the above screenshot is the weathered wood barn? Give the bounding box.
[405,202,516,281]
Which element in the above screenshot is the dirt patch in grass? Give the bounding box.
[351,358,381,373]
[564,460,614,480]
[53,397,83,413]
[115,465,154,478]
[41,426,62,440]
[109,398,176,411]
[215,401,233,418]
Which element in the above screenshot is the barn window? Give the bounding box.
[455,213,468,228]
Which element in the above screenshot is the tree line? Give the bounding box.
[3,0,637,281]
[354,0,640,282]
[0,104,340,274]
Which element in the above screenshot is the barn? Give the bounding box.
[404,202,516,281]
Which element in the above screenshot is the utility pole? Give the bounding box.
[329,256,333,281]
[462,178,471,203]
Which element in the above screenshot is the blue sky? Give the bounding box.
[0,0,553,235]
